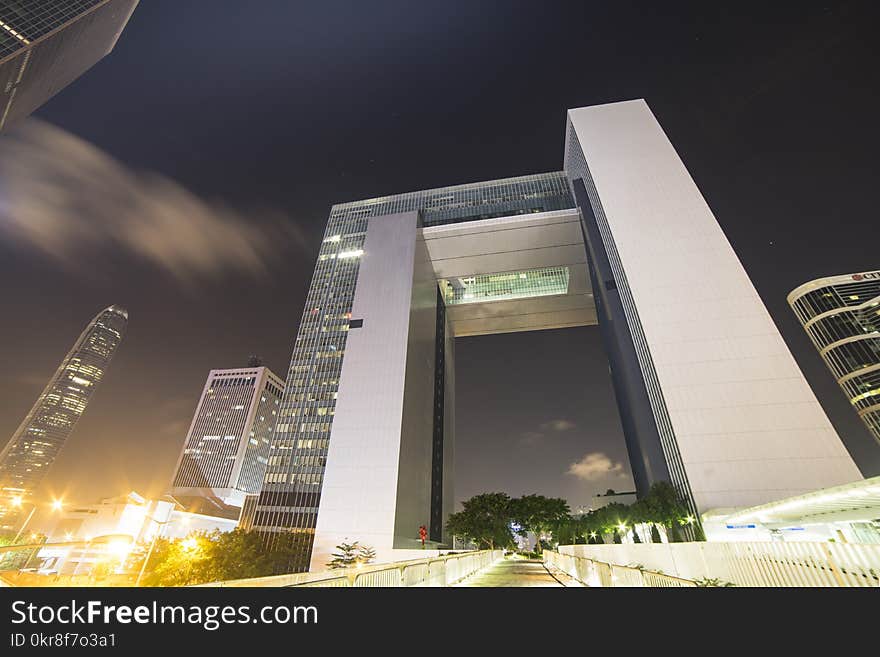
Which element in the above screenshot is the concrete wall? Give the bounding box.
[567,99,862,511]
[310,211,426,569]
[393,232,440,548]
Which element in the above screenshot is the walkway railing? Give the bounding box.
[198,550,504,588]
[554,541,880,587]
[544,549,696,587]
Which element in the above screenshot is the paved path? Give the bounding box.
[456,558,580,587]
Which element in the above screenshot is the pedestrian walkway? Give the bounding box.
[455,557,581,587]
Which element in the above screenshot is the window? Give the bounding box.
[349,318,364,329]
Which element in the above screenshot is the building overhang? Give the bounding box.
[421,209,597,336]
[714,475,880,526]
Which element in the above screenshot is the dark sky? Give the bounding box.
[1,0,878,516]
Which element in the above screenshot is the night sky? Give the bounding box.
[1,0,878,521]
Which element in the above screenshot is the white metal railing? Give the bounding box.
[197,550,504,588]
[544,549,695,587]
[554,541,880,587]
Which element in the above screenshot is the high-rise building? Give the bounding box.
[788,271,880,444]
[0,0,139,132]
[252,99,861,571]
[0,305,127,529]
[169,366,285,508]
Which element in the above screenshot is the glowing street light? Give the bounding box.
[52,499,64,512]
[181,537,199,552]
[11,496,23,508]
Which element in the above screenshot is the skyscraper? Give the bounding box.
[0,305,127,529]
[0,0,139,133]
[788,271,880,445]
[253,99,860,571]
[169,365,285,508]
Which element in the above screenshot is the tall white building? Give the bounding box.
[170,366,284,507]
[252,99,862,571]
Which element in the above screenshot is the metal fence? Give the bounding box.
[198,550,504,588]
[544,549,695,587]
[554,541,880,587]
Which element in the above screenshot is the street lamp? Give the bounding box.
[12,504,37,544]
[135,513,171,587]
[11,496,63,545]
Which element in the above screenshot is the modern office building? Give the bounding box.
[169,365,285,507]
[0,305,128,529]
[253,99,862,571]
[0,0,139,132]
[788,271,880,444]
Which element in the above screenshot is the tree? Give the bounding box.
[641,482,690,542]
[327,540,361,569]
[510,495,570,550]
[357,543,376,565]
[141,529,310,586]
[445,492,515,550]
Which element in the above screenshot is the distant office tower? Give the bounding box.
[0,305,127,527]
[253,99,860,571]
[0,0,139,132]
[789,271,880,444]
[169,366,285,507]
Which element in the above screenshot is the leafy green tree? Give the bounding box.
[142,534,212,586]
[641,482,690,542]
[327,540,361,569]
[357,543,376,565]
[597,502,630,543]
[141,529,309,586]
[510,494,570,550]
[445,492,515,550]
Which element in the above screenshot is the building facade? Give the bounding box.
[169,366,284,507]
[0,305,127,530]
[0,0,139,132]
[254,99,862,571]
[788,271,880,444]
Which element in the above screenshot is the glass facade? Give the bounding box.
[0,0,138,131]
[170,368,284,504]
[0,1,105,56]
[252,172,573,570]
[0,305,127,528]
[790,273,880,445]
[442,266,570,306]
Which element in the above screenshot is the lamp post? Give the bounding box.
[12,504,37,545]
[135,512,171,587]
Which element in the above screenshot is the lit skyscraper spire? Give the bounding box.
[0,305,127,528]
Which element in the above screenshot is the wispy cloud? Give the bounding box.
[566,452,626,481]
[520,418,576,444]
[0,119,306,282]
[540,419,576,432]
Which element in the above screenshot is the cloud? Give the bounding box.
[566,452,626,481]
[519,418,577,444]
[0,119,306,282]
[540,419,576,432]
[519,431,545,445]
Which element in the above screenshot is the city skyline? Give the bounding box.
[0,0,878,523]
